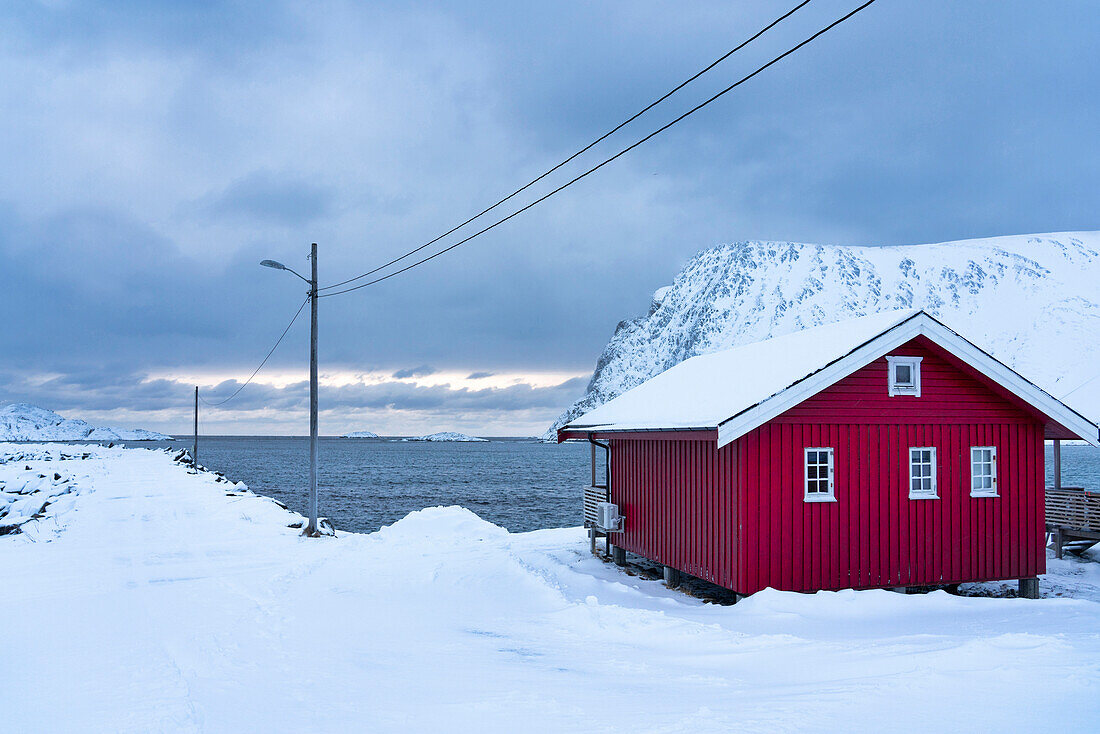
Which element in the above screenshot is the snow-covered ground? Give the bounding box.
[341,430,381,438]
[3,445,1099,732]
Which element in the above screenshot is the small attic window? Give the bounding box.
[886,356,922,397]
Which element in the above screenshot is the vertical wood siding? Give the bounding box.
[607,336,1046,595]
[732,421,1044,594]
[734,337,1046,593]
[609,438,735,588]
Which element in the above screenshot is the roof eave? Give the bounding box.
[715,312,1100,448]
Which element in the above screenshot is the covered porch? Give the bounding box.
[1046,438,1100,558]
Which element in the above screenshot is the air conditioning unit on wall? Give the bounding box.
[596,502,623,532]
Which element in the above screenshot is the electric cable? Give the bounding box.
[321,0,879,298]
[198,295,310,407]
[317,0,816,293]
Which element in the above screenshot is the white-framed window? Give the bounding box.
[804,447,836,502]
[909,446,937,499]
[970,446,998,497]
[886,356,922,397]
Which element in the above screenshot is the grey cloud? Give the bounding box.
[0,370,588,423]
[195,170,334,227]
[392,365,436,379]
[1,1,1097,434]
[466,372,495,379]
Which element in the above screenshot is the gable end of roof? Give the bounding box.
[717,312,1099,448]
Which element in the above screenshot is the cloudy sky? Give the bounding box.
[1,0,1097,436]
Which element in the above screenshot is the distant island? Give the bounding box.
[0,403,171,442]
[341,430,381,439]
[403,432,488,442]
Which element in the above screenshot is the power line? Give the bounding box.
[320,0,879,299]
[199,295,310,407]
[317,0,816,294]
[1061,371,1099,401]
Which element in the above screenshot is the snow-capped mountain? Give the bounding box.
[548,232,1100,437]
[0,403,171,442]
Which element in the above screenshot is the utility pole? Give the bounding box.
[193,386,199,469]
[306,242,319,536]
[260,247,321,536]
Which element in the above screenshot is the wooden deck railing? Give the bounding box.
[1046,487,1099,532]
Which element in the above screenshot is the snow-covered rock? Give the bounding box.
[548,232,1100,438]
[0,403,170,442]
[404,432,488,442]
[341,430,381,439]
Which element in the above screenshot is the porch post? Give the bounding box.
[1053,439,1061,490]
[590,438,596,487]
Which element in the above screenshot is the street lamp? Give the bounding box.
[262,244,321,537]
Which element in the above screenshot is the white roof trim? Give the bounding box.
[914,316,1099,447]
[717,312,1099,448]
[717,316,922,446]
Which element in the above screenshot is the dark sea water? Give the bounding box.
[53,437,1100,534]
[116,436,590,533]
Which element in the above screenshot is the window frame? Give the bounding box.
[804,446,836,503]
[969,445,998,497]
[886,356,923,397]
[908,446,938,499]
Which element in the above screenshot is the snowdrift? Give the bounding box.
[2,444,1099,731]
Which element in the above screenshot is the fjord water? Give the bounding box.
[84,438,1100,533]
[138,437,590,533]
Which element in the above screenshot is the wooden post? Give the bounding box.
[590,439,596,488]
[193,386,198,469]
[663,565,680,588]
[1018,577,1039,599]
[589,525,597,555]
[1053,439,1061,490]
[1052,527,1064,560]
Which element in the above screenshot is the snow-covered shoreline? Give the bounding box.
[0,403,170,441]
[3,444,1099,731]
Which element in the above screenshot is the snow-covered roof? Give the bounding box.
[563,310,1100,448]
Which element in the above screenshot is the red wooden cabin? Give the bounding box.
[559,310,1099,597]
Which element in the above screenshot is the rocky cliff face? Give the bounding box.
[548,232,1100,437]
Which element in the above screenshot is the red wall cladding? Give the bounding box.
[731,421,1045,594]
[776,336,1037,426]
[610,438,733,588]
[608,336,1048,595]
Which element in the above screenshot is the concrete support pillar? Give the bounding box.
[612,545,626,566]
[1019,577,1039,599]
[663,565,680,588]
[1052,528,1064,560]
[589,525,597,555]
